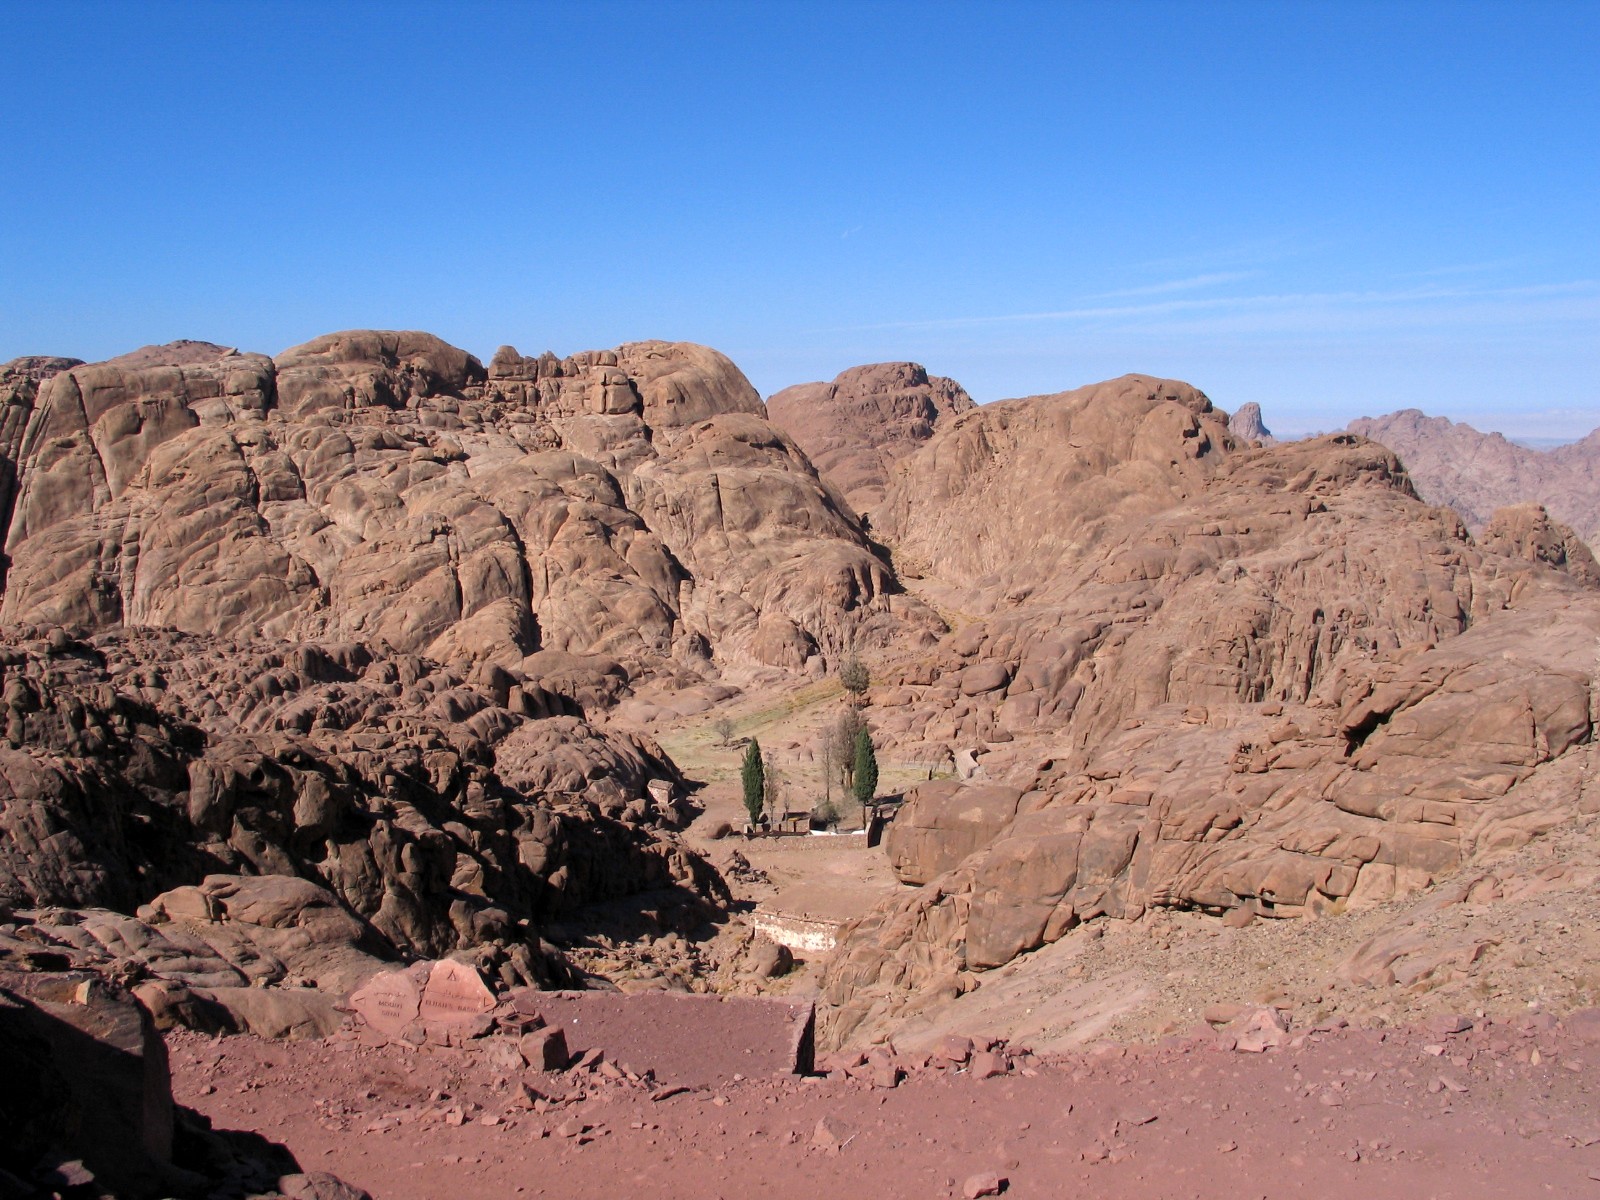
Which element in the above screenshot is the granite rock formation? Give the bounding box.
[1480,502,1600,586]
[820,375,1600,1046]
[1227,401,1276,444]
[0,333,936,685]
[765,362,974,525]
[0,331,948,1052]
[0,624,720,1001]
[6,333,1599,1068]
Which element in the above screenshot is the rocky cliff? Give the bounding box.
[0,331,948,1027]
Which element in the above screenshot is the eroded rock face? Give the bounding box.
[765,362,974,524]
[884,782,1023,886]
[0,333,937,683]
[0,625,718,980]
[821,375,1600,1047]
[1349,408,1600,549]
[0,355,84,589]
[876,374,1235,590]
[1480,503,1600,586]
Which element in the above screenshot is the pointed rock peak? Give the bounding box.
[1228,402,1276,444]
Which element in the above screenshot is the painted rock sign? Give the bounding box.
[348,969,421,1036]
[418,959,497,1026]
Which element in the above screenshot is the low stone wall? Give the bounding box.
[349,962,816,1085]
[532,991,815,1084]
[750,909,846,956]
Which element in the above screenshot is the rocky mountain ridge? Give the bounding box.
[2,334,1597,1074]
[0,333,937,690]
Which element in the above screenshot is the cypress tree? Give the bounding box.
[852,726,878,824]
[741,738,766,825]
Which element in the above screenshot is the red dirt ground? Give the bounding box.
[168,1012,1600,1199]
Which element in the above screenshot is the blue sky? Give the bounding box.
[3,1,1596,437]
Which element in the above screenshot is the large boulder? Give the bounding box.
[884,782,1023,885]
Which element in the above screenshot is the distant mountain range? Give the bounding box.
[1346,408,1600,548]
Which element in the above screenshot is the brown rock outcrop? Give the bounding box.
[821,374,1600,1047]
[766,362,974,524]
[0,355,83,589]
[0,971,176,1195]
[0,624,719,987]
[1479,502,1600,586]
[1349,408,1600,549]
[0,333,937,684]
[1,968,368,1197]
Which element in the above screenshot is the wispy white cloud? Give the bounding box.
[1124,231,1319,275]
[1392,257,1529,280]
[827,279,1600,335]
[1089,271,1258,299]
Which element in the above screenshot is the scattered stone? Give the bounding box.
[812,1116,852,1150]
[279,1173,374,1200]
[937,1035,975,1064]
[1203,1003,1248,1026]
[970,1051,1009,1079]
[962,1171,1006,1198]
[1234,1009,1290,1054]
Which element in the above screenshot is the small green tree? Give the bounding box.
[838,655,869,705]
[852,726,878,827]
[741,738,766,825]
